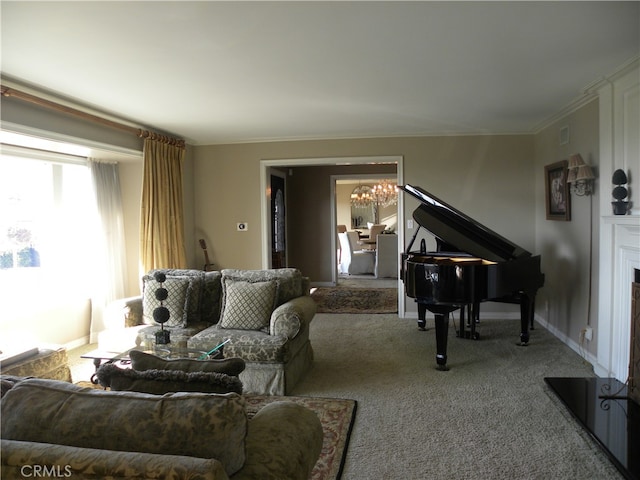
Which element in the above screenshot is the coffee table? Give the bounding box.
[80,349,129,384]
[81,345,213,384]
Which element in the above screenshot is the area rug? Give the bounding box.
[244,395,357,480]
[311,287,398,313]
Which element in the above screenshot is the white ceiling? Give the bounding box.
[1,1,638,146]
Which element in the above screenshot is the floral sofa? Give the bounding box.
[1,377,323,479]
[0,345,71,382]
[99,268,316,395]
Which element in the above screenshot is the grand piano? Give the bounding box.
[400,184,545,370]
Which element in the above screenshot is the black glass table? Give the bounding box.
[545,377,640,480]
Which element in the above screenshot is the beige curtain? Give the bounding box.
[89,159,127,341]
[140,137,187,272]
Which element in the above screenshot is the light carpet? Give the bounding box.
[291,313,623,480]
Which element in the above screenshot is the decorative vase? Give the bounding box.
[612,201,629,215]
[155,329,171,344]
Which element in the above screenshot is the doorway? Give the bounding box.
[270,172,286,268]
[259,155,405,316]
[333,174,399,281]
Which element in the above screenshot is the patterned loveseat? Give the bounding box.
[1,377,323,479]
[99,268,316,395]
[0,346,71,382]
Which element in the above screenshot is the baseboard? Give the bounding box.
[311,282,336,288]
[64,336,91,351]
[535,317,598,371]
[402,311,521,321]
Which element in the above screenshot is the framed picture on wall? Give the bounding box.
[544,160,571,221]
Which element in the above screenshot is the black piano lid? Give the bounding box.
[400,184,532,263]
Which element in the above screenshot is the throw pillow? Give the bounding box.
[142,276,191,327]
[129,350,245,376]
[222,268,303,305]
[96,363,243,395]
[147,269,206,323]
[0,375,24,398]
[219,278,277,330]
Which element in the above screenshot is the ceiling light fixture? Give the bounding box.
[371,179,398,207]
[350,185,373,207]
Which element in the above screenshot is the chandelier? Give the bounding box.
[371,180,398,207]
[350,185,373,207]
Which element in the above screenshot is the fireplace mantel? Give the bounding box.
[595,61,639,380]
[602,216,640,226]
[596,215,640,380]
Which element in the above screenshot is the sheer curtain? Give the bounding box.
[140,137,187,272]
[88,159,127,341]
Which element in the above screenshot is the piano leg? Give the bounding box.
[458,304,480,340]
[518,293,533,346]
[465,303,480,325]
[417,302,428,331]
[529,294,536,330]
[434,311,450,371]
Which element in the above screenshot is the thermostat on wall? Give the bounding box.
[237,222,248,231]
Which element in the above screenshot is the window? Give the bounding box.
[0,148,98,317]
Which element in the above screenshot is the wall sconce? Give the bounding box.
[566,153,596,196]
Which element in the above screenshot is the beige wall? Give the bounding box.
[192,142,394,272]
[191,136,535,303]
[533,98,600,356]
[336,182,355,228]
[1,96,600,353]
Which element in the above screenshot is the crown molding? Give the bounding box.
[532,55,640,134]
[583,56,640,94]
[531,93,599,134]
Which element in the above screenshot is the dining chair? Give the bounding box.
[338,232,375,275]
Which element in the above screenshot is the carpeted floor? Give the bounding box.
[67,307,625,478]
[292,313,624,480]
[311,287,398,314]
